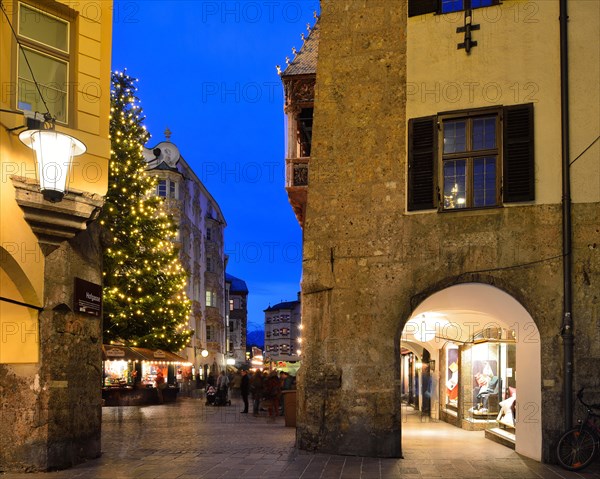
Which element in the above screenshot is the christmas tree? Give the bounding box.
[100,70,192,352]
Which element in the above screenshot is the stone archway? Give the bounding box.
[400,283,542,461]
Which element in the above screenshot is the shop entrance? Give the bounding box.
[399,283,542,461]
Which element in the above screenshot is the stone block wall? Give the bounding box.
[0,223,103,471]
[297,0,599,462]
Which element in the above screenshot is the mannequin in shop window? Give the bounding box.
[472,362,499,413]
[497,388,516,427]
[446,361,459,405]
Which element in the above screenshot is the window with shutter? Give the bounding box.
[503,104,535,202]
[408,117,437,211]
[408,0,499,17]
[407,104,534,212]
[408,0,438,17]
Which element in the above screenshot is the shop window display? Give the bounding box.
[469,358,500,415]
[445,345,459,410]
[464,332,517,437]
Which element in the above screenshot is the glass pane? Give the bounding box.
[473,117,497,150]
[472,0,494,8]
[19,48,67,86]
[443,159,467,209]
[19,4,68,53]
[443,120,466,153]
[18,48,67,122]
[157,180,167,197]
[441,0,464,13]
[18,79,66,123]
[473,157,497,207]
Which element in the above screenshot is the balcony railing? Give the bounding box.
[285,157,309,188]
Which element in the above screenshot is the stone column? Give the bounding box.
[296,1,407,457]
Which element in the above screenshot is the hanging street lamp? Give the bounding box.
[19,123,87,203]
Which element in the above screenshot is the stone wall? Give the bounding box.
[0,223,103,472]
[297,0,599,462]
[297,0,407,457]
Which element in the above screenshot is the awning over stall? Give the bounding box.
[102,345,190,365]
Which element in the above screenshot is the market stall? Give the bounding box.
[102,345,191,406]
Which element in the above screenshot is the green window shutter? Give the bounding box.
[503,103,535,202]
[408,116,437,211]
[409,0,439,17]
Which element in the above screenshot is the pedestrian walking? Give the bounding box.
[216,371,230,406]
[264,370,281,419]
[250,370,264,416]
[230,371,242,399]
[240,369,249,413]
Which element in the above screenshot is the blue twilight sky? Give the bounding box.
[111,0,319,332]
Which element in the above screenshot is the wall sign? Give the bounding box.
[74,277,102,317]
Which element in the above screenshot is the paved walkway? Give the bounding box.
[1,397,599,478]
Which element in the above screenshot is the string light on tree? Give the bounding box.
[100,70,192,352]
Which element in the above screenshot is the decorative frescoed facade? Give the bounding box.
[143,138,228,379]
[264,295,302,364]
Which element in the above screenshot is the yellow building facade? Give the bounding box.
[0,0,112,471]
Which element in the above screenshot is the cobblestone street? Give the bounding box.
[1,398,599,479]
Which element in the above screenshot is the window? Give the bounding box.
[156,179,177,198]
[297,108,313,157]
[408,0,499,17]
[206,325,214,342]
[206,227,212,241]
[407,104,534,212]
[157,180,167,197]
[206,256,213,272]
[205,290,216,307]
[441,113,499,209]
[17,3,70,124]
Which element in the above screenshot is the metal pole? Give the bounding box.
[559,0,574,431]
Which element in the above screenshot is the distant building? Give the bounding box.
[143,138,227,379]
[264,294,302,364]
[225,273,249,367]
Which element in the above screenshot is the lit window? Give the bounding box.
[205,290,216,307]
[407,104,534,211]
[441,115,498,209]
[17,3,70,123]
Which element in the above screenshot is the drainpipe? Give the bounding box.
[559,0,574,431]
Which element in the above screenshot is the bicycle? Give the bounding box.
[556,387,600,471]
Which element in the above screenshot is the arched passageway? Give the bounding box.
[400,283,542,461]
